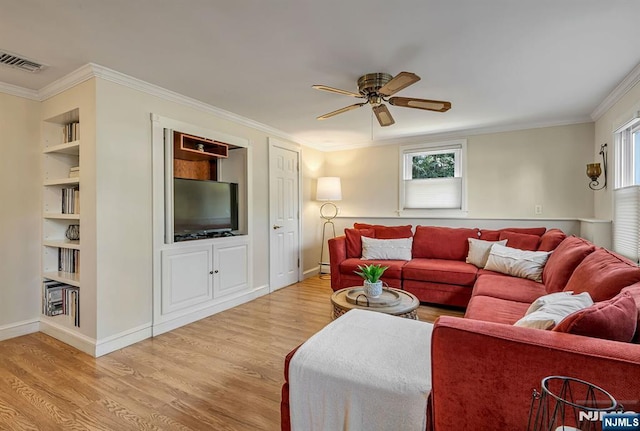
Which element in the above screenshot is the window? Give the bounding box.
[613,113,640,262]
[399,140,467,212]
[614,114,640,189]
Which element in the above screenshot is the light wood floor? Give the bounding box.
[0,276,464,430]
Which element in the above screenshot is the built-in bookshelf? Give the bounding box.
[42,108,81,328]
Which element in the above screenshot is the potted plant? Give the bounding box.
[354,264,388,298]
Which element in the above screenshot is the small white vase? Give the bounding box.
[363,280,383,298]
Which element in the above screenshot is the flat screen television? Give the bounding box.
[174,178,239,237]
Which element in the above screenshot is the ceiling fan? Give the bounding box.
[312,72,451,127]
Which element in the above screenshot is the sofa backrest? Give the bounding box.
[537,229,567,252]
[412,226,479,260]
[564,248,640,302]
[353,223,413,239]
[543,236,596,293]
[478,227,546,241]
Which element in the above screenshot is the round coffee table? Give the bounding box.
[331,287,420,320]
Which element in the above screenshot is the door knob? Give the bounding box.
[273,225,283,229]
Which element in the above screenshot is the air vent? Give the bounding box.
[0,50,46,72]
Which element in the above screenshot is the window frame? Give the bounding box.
[398,139,468,216]
[614,114,640,190]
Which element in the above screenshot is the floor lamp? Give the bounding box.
[317,177,342,278]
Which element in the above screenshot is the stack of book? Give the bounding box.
[42,280,80,326]
[61,186,80,214]
[63,122,80,143]
[69,166,79,178]
[59,248,79,273]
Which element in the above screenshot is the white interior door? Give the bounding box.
[269,140,301,291]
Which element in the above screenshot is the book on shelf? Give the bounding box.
[42,279,80,326]
[58,248,80,273]
[69,166,79,178]
[61,186,80,214]
[62,122,80,143]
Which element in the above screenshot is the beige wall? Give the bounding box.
[0,93,40,330]
[300,146,326,275]
[594,80,640,220]
[324,123,595,220]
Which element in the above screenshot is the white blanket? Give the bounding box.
[289,309,434,431]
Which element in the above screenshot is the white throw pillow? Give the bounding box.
[514,292,593,330]
[466,238,508,268]
[361,237,413,261]
[525,291,575,315]
[484,244,551,282]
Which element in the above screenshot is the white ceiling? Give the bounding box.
[2,0,640,149]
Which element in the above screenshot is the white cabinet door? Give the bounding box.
[161,244,213,315]
[213,238,249,298]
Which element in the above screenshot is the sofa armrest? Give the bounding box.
[431,316,640,431]
[328,235,347,291]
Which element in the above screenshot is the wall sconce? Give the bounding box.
[586,143,607,190]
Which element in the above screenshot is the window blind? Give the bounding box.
[613,185,640,262]
[404,177,462,209]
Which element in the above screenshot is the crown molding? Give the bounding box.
[0,81,39,100]
[38,63,95,101]
[591,61,640,121]
[323,116,593,152]
[88,63,313,147]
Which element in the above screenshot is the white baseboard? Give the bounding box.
[0,319,39,342]
[39,320,96,356]
[95,323,152,357]
[152,284,269,336]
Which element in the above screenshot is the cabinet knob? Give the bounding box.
[214,270,219,273]
[273,225,283,229]
[209,271,214,274]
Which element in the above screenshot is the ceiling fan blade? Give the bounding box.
[317,102,367,120]
[388,96,452,112]
[312,85,363,98]
[372,104,395,127]
[378,72,421,96]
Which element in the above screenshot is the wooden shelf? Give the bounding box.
[43,271,80,287]
[44,213,80,220]
[44,140,80,155]
[44,177,80,187]
[43,240,80,250]
[174,132,228,161]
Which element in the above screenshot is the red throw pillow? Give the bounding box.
[353,223,412,239]
[542,236,596,293]
[479,229,501,241]
[621,283,640,343]
[412,226,479,260]
[564,248,640,302]
[553,292,638,342]
[538,229,566,252]
[344,228,375,258]
[502,227,547,236]
[499,231,540,251]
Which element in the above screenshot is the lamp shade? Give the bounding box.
[316,177,342,201]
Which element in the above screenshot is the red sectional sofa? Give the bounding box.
[329,223,566,307]
[282,226,640,431]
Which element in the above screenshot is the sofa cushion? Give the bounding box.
[472,274,546,303]
[514,292,593,330]
[361,237,412,261]
[537,229,567,252]
[345,228,375,258]
[464,295,530,324]
[479,227,546,241]
[553,292,638,342]
[403,258,478,286]
[564,248,640,302]
[484,244,551,282]
[621,283,640,343]
[466,238,508,268]
[542,236,596,293]
[353,223,413,239]
[339,258,406,280]
[412,226,480,260]
[499,231,540,251]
